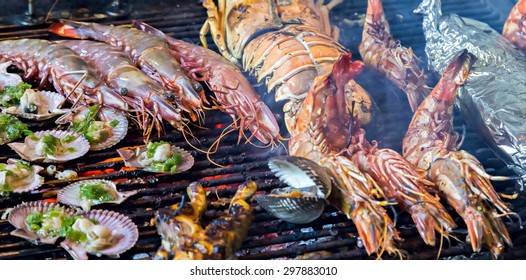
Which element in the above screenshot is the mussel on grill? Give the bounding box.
[254,156,332,224]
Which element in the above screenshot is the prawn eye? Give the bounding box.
[193,82,203,93]
[120,88,128,96]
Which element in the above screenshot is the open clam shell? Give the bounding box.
[0,62,22,89]
[254,194,326,224]
[254,156,332,224]
[3,90,69,120]
[117,145,194,174]
[56,106,128,151]
[2,159,44,194]
[60,209,138,260]
[8,130,90,163]
[8,201,74,245]
[58,179,139,211]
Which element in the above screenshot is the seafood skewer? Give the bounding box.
[289,54,401,257]
[359,0,429,111]
[503,0,526,53]
[403,50,515,257]
[154,181,256,260]
[57,40,184,138]
[0,39,128,111]
[132,21,281,145]
[49,20,204,122]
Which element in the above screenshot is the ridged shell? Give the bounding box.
[117,145,194,174]
[3,91,69,120]
[56,106,128,151]
[0,62,22,88]
[254,194,326,224]
[8,201,74,244]
[60,209,138,260]
[268,156,332,199]
[8,130,90,163]
[58,179,138,211]
[2,158,44,194]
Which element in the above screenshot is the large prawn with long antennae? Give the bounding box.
[403,49,518,257]
[132,21,281,147]
[58,40,184,141]
[290,54,402,258]
[359,0,429,111]
[0,39,128,111]
[49,20,205,123]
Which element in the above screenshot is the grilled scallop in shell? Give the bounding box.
[8,130,90,163]
[58,179,139,211]
[56,105,128,151]
[8,201,75,245]
[0,159,44,195]
[3,90,69,120]
[60,209,139,260]
[117,142,194,174]
[254,156,332,224]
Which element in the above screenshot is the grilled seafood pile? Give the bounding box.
[403,49,516,257]
[154,181,256,260]
[49,20,280,146]
[201,0,373,131]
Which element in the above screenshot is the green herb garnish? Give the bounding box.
[151,152,183,173]
[0,114,31,141]
[0,82,31,107]
[146,141,169,158]
[63,135,75,143]
[41,134,60,156]
[108,119,119,127]
[79,183,116,202]
[15,160,31,171]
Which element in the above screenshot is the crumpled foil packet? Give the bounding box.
[415,0,526,176]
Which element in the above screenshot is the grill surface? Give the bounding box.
[0,0,524,260]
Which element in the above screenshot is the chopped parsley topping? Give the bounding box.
[41,134,60,156]
[79,183,116,203]
[72,105,112,144]
[0,82,31,108]
[0,114,31,141]
[109,119,119,127]
[25,208,88,242]
[145,141,183,173]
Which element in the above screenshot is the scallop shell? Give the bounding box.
[253,156,332,224]
[8,201,74,245]
[0,114,26,145]
[117,145,194,174]
[58,179,139,211]
[60,209,138,260]
[56,106,128,151]
[2,159,44,194]
[8,130,90,163]
[3,91,69,120]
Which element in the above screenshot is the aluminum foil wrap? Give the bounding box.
[416,0,526,176]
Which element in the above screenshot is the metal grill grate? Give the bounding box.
[0,0,524,260]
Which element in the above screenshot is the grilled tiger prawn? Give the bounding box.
[0,39,128,111]
[49,20,204,122]
[402,49,516,257]
[132,21,281,146]
[154,181,256,260]
[290,54,401,257]
[201,0,373,131]
[359,0,429,111]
